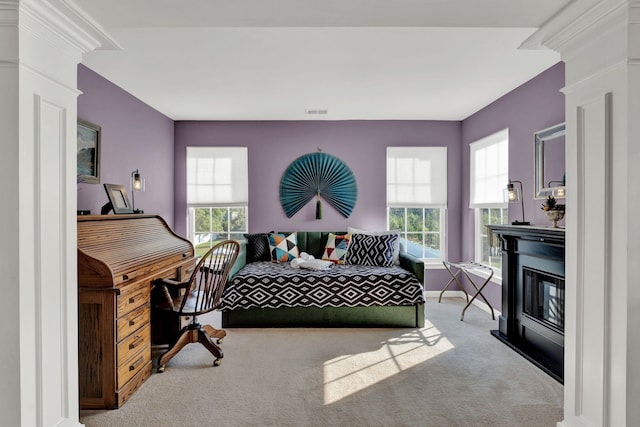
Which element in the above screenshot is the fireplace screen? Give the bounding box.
[523,267,564,331]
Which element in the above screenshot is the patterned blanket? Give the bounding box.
[220,261,425,311]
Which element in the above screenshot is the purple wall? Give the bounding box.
[174,121,462,258]
[459,62,565,308]
[77,61,566,311]
[77,65,176,225]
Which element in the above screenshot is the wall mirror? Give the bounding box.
[534,122,566,199]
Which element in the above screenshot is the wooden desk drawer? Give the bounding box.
[118,281,150,316]
[117,341,151,388]
[117,304,150,341]
[117,323,150,367]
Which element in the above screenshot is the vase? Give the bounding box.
[544,209,565,228]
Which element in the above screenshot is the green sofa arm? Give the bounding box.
[229,241,247,279]
[399,252,425,285]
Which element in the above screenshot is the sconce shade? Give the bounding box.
[547,180,566,198]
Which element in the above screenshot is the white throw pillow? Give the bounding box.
[347,227,401,265]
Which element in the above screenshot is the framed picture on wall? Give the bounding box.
[77,119,101,184]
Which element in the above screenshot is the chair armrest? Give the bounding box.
[156,277,185,287]
[399,252,425,285]
[153,278,190,311]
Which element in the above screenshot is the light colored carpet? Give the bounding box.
[80,298,563,427]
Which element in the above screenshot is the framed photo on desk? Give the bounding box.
[103,183,133,214]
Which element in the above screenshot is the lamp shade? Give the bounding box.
[132,171,144,192]
[505,182,520,202]
[505,180,529,225]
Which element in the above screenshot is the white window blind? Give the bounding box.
[186,146,248,207]
[386,147,447,208]
[469,129,509,208]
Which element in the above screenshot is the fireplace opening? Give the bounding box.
[523,267,564,331]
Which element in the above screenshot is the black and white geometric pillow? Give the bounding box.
[345,233,398,267]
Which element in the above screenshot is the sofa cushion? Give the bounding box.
[268,232,300,263]
[347,227,401,265]
[244,233,271,263]
[321,233,351,264]
[345,233,398,267]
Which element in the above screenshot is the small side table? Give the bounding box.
[439,261,495,321]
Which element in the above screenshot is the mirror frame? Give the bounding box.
[534,122,566,199]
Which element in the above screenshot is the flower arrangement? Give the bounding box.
[541,196,565,227]
[540,195,565,212]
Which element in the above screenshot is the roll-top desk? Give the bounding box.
[77,215,195,409]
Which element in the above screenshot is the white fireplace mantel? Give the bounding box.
[524,1,640,426]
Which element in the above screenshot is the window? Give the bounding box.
[387,147,447,264]
[186,147,248,256]
[475,207,507,269]
[469,129,508,272]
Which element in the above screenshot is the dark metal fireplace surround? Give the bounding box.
[488,225,565,383]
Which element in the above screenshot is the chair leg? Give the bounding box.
[202,324,227,344]
[197,328,224,366]
[157,328,198,372]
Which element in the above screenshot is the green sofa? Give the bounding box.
[222,231,425,328]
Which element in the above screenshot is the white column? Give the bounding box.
[0,1,117,425]
[523,1,640,426]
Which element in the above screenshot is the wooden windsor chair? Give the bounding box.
[152,239,240,372]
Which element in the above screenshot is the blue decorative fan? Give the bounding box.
[280,152,357,219]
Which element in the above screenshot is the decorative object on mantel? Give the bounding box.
[541,195,565,228]
[504,180,530,225]
[279,150,357,219]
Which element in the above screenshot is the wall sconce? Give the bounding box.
[504,180,529,225]
[130,169,145,214]
[548,180,566,198]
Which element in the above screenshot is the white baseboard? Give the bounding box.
[425,290,501,317]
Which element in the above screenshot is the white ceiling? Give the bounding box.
[76,0,569,121]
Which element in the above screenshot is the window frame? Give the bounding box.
[187,206,248,257]
[474,207,506,278]
[186,146,249,254]
[386,146,448,266]
[387,206,446,266]
[469,130,509,277]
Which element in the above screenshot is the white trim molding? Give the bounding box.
[525,1,640,426]
[0,1,117,426]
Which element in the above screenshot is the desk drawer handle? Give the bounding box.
[128,293,142,304]
[129,335,144,350]
[129,320,136,326]
[123,274,129,280]
[129,356,144,371]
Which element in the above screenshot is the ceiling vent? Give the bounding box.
[305,109,328,115]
